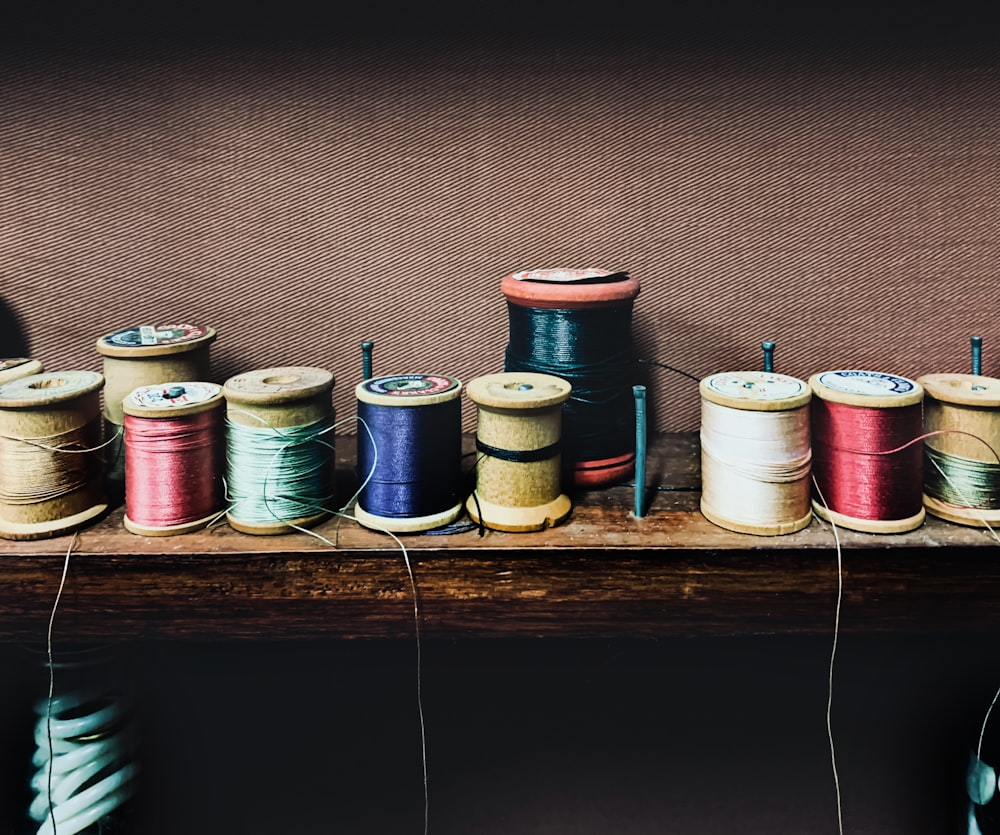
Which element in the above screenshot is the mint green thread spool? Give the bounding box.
[222,366,336,536]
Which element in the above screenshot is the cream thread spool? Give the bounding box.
[222,366,335,535]
[809,369,925,534]
[0,358,43,385]
[465,371,572,532]
[95,323,216,490]
[354,373,464,534]
[916,373,1000,527]
[122,382,226,537]
[0,370,108,541]
[699,370,813,536]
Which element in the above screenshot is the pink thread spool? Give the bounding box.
[122,382,226,536]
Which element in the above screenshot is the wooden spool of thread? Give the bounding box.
[122,382,226,536]
[501,268,641,489]
[915,373,1000,527]
[222,366,335,535]
[699,370,813,536]
[0,358,43,385]
[0,370,108,541]
[96,323,216,491]
[465,371,572,532]
[354,373,464,533]
[809,369,925,534]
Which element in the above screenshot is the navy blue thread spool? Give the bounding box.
[501,268,640,489]
[354,374,464,533]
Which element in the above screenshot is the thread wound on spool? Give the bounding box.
[0,371,108,540]
[917,373,1000,527]
[465,371,572,532]
[809,370,925,534]
[354,374,463,533]
[223,366,335,535]
[501,268,640,488]
[699,371,813,536]
[122,382,226,536]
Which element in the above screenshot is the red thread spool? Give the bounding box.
[809,370,925,534]
[501,268,641,488]
[122,382,226,536]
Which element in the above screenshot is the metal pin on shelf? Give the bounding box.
[762,340,776,373]
[633,385,647,518]
[971,335,983,376]
[361,340,374,380]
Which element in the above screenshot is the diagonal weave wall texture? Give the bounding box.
[2,9,998,434]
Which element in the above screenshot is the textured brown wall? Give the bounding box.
[2,6,998,433]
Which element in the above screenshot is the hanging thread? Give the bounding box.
[354,374,464,533]
[122,382,226,536]
[809,370,925,534]
[0,371,108,541]
[916,373,1000,527]
[223,366,336,535]
[465,371,572,532]
[699,371,813,535]
[501,268,640,488]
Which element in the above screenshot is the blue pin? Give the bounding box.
[633,385,647,518]
[361,340,374,380]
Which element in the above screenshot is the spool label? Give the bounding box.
[128,382,221,408]
[705,372,806,400]
[510,268,625,284]
[818,370,917,396]
[363,375,457,397]
[0,358,30,371]
[102,323,208,348]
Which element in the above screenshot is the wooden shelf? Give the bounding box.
[2,433,998,642]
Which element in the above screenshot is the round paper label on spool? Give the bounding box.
[811,369,923,408]
[123,382,223,418]
[0,370,104,408]
[700,371,811,411]
[356,374,461,407]
[0,358,43,384]
[97,323,216,358]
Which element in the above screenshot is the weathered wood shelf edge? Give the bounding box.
[2,433,998,642]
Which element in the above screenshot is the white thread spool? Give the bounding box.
[0,370,108,541]
[222,366,335,535]
[0,358,43,385]
[465,371,572,532]
[122,382,226,537]
[95,323,216,491]
[699,371,813,536]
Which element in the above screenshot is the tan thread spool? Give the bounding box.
[465,371,572,532]
[0,358,43,385]
[916,372,1000,527]
[0,370,108,541]
[96,324,216,490]
[699,370,813,536]
[122,382,226,537]
[222,366,335,535]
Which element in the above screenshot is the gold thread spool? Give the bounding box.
[0,358,43,385]
[222,366,335,535]
[122,382,226,537]
[808,369,925,534]
[0,370,108,541]
[465,371,572,532]
[699,370,813,536]
[916,372,1000,527]
[96,323,216,491]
